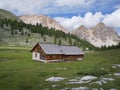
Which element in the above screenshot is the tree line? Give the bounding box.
[0,17,120,51]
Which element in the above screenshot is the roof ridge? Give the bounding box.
[39,42,77,47]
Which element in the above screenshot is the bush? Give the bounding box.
[77,69,108,77]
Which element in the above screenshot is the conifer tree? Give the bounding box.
[44,36,46,42]
[58,39,61,45]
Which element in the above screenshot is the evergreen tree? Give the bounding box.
[28,33,31,37]
[15,31,18,34]
[21,30,24,35]
[44,36,46,42]
[54,36,57,44]
[11,29,14,35]
[58,39,61,45]
[73,41,77,46]
[26,38,29,43]
[69,38,72,45]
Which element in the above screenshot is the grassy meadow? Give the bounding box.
[0,47,120,90]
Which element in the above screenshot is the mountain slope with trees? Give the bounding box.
[0,9,96,50]
[0,9,120,50]
[0,17,96,50]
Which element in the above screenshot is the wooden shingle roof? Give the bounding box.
[39,43,63,55]
[38,43,84,55]
[59,45,84,55]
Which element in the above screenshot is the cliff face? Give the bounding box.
[20,15,67,33]
[73,23,120,47]
[73,25,89,40]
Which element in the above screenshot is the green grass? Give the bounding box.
[0,47,120,90]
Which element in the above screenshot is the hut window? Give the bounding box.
[35,53,37,57]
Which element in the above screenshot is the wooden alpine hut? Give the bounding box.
[31,43,84,62]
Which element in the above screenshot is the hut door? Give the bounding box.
[39,53,41,59]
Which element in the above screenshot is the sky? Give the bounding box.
[0,0,120,33]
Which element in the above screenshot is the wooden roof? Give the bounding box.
[32,43,84,55]
[39,43,63,55]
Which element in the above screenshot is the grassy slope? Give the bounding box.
[0,47,120,90]
[0,9,19,21]
[0,27,75,48]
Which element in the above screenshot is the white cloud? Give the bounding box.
[0,0,49,15]
[103,9,120,28]
[55,0,95,7]
[54,12,104,30]
[0,0,95,15]
[0,0,120,32]
[54,9,120,30]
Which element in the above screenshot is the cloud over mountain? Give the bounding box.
[54,9,120,31]
[103,9,120,28]
[0,0,48,15]
[0,0,120,33]
[0,0,95,15]
[55,0,95,7]
[54,12,104,30]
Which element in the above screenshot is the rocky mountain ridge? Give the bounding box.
[73,23,120,47]
[20,14,120,47]
[20,15,67,33]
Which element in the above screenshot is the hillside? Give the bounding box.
[0,9,96,50]
[0,9,20,21]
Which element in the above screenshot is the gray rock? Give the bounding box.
[71,87,89,90]
[46,77,65,82]
[114,73,120,76]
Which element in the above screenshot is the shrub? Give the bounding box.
[77,69,108,77]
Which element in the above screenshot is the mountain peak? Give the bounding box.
[79,25,87,29]
[20,15,68,33]
[96,22,105,29]
[76,25,88,31]
[73,25,89,40]
[73,23,120,47]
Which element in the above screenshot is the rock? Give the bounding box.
[66,80,91,84]
[112,66,117,68]
[109,89,117,90]
[90,81,103,86]
[101,80,107,84]
[92,88,98,90]
[46,77,65,82]
[52,84,59,88]
[114,73,120,76]
[71,87,89,90]
[67,76,97,84]
[56,67,67,70]
[80,76,97,81]
[100,88,104,90]
[102,78,114,81]
[90,77,115,86]
[101,68,105,69]
[112,64,120,68]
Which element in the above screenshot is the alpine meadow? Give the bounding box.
[0,1,120,90]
